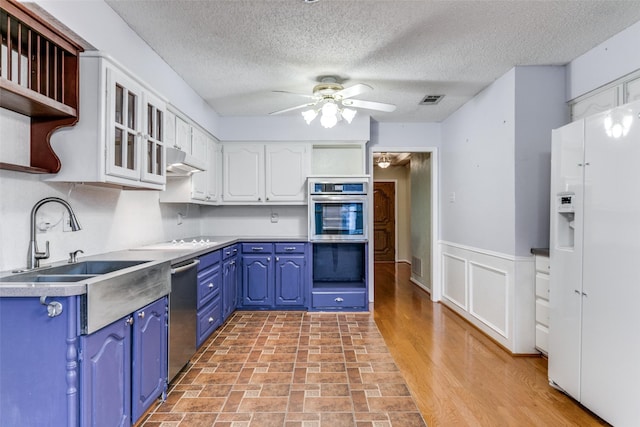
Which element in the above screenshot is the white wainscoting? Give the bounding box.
[439,241,536,354]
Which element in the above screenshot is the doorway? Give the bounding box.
[369,147,439,302]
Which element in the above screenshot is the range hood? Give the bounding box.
[165,147,206,175]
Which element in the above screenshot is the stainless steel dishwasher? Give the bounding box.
[168,258,199,381]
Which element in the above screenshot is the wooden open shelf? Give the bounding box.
[0,0,82,173]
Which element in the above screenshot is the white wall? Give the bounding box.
[514,66,568,255]
[0,170,200,271]
[410,153,431,289]
[370,122,441,149]
[200,205,307,237]
[567,20,640,101]
[441,69,517,254]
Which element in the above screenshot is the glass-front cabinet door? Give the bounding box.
[106,67,142,181]
[141,92,166,185]
[105,66,166,185]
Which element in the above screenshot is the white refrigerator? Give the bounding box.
[549,99,640,426]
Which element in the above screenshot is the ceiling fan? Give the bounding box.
[269,76,396,128]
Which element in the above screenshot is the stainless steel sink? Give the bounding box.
[0,259,171,334]
[42,260,150,275]
[0,274,97,283]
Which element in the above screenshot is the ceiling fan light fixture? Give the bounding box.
[377,153,391,168]
[302,109,318,124]
[341,108,357,123]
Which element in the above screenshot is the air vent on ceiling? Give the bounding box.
[420,95,444,105]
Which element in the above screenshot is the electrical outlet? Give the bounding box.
[270,213,279,223]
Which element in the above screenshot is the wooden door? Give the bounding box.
[374,182,396,262]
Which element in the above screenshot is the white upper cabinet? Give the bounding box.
[205,138,221,202]
[174,115,192,154]
[159,115,219,205]
[191,128,219,202]
[222,144,264,202]
[140,92,166,184]
[222,143,309,204]
[46,52,166,190]
[265,144,308,202]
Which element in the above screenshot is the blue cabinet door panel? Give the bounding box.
[132,297,168,422]
[275,256,305,305]
[222,257,238,321]
[242,255,273,306]
[81,317,131,427]
[0,297,79,427]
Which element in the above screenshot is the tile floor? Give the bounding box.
[139,311,426,427]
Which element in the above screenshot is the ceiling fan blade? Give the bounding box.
[334,83,372,99]
[343,98,396,112]
[269,103,314,115]
[272,90,316,99]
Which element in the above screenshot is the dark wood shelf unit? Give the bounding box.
[0,0,82,174]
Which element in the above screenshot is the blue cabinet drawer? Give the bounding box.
[312,290,366,309]
[197,266,221,308]
[274,243,306,254]
[241,243,273,254]
[197,297,221,348]
[199,250,221,271]
[222,244,239,260]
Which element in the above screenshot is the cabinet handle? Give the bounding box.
[284,247,296,251]
[208,283,214,289]
[230,260,236,266]
[125,317,134,326]
[233,249,238,254]
[267,256,271,262]
[208,317,215,323]
[334,297,344,303]
[138,311,145,319]
[275,256,280,262]
[252,247,263,251]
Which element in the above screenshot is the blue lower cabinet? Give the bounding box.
[81,296,168,426]
[275,255,306,306]
[0,296,81,427]
[197,296,222,348]
[196,250,222,347]
[242,253,274,306]
[311,290,367,310]
[239,243,308,309]
[222,250,238,321]
[81,314,132,427]
[0,295,168,427]
[132,297,168,421]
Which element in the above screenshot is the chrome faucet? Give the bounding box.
[28,197,82,269]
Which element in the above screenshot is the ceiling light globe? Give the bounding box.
[341,108,357,123]
[302,109,318,124]
[321,101,339,116]
[320,113,338,128]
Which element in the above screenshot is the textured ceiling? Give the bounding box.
[105,0,640,123]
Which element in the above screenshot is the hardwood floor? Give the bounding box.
[372,262,608,427]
